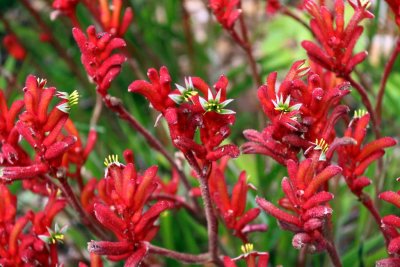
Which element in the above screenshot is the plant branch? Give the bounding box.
[358,192,391,246]
[324,238,343,267]
[376,38,400,126]
[46,174,108,240]
[147,243,211,264]
[184,155,222,266]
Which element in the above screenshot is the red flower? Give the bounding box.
[209,0,241,29]
[72,26,127,93]
[1,76,79,187]
[0,91,26,165]
[0,185,66,266]
[256,158,341,252]
[302,0,373,76]
[97,0,133,37]
[338,112,397,195]
[2,34,26,61]
[129,69,239,167]
[223,243,269,267]
[52,0,79,16]
[87,154,174,265]
[242,60,350,165]
[208,159,266,242]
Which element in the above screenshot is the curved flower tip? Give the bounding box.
[256,196,302,227]
[379,191,400,209]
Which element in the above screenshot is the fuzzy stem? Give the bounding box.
[376,38,400,126]
[180,0,196,73]
[236,4,262,87]
[150,193,206,224]
[324,239,343,267]
[55,176,108,240]
[147,243,211,264]
[185,157,222,266]
[358,192,391,246]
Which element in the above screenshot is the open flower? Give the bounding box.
[199,89,235,115]
[169,77,198,104]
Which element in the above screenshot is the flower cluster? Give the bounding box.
[256,158,342,252]
[243,60,350,165]
[53,0,133,36]
[302,0,374,76]
[0,184,66,265]
[207,159,265,242]
[87,153,174,265]
[73,26,127,94]
[1,76,81,188]
[129,69,240,168]
[338,112,397,196]
[209,0,241,30]
[377,185,400,266]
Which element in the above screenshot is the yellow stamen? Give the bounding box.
[241,243,254,255]
[104,154,119,167]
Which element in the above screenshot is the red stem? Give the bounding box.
[184,155,222,266]
[324,238,343,267]
[376,38,400,126]
[56,176,109,240]
[359,192,391,247]
[147,243,211,264]
[150,193,206,224]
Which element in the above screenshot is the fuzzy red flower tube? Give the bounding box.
[87,155,174,266]
[243,60,350,165]
[256,158,342,266]
[302,0,373,76]
[72,26,127,94]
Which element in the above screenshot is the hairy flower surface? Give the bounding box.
[87,154,174,265]
[0,185,66,266]
[243,60,350,165]
[256,158,341,252]
[302,0,373,76]
[338,113,397,195]
[129,68,239,166]
[73,26,127,93]
[207,159,265,242]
